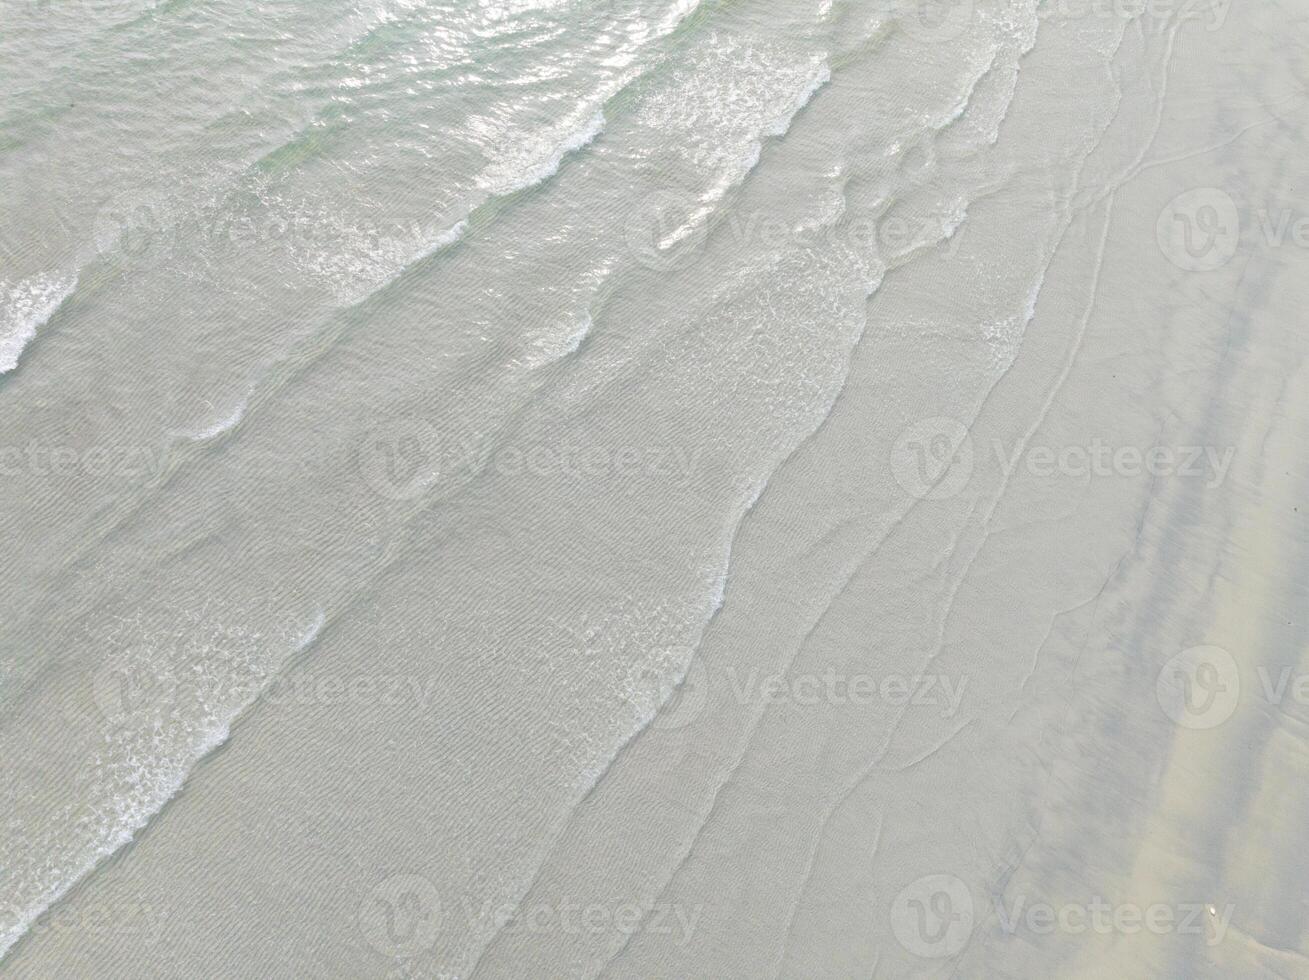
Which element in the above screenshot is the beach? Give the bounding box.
[2,0,1308,975]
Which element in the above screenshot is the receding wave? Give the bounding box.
[283,105,603,310]
[0,610,329,964]
[292,217,470,307]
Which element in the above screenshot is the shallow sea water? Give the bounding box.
[3,0,1309,976]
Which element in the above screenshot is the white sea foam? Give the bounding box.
[185,397,248,441]
[656,0,702,36]
[294,610,327,652]
[292,213,469,307]
[291,103,598,308]
[0,719,234,962]
[0,273,77,374]
[0,612,323,963]
[767,62,831,138]
[476,110,606,199]
[652,58,831,249]
[982,264,1047,370]
[518,313,592,369]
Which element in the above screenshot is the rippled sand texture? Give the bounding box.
[2,0,1308,976]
